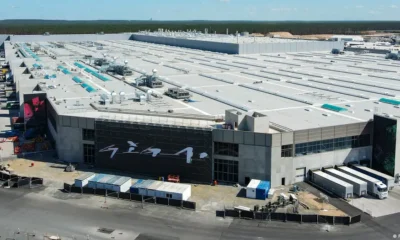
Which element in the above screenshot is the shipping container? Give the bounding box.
[104,176,122,190]
[130,180,155,195]
[312,171,353,199]
[324,168,367,196]
[155,182,191,200]
[87,174,106,189]
[246,179,270,200]
[337,166,388,199]
[146,181,164,197]
[111,177,132,192]
[95,175,115,189]
[351,165,396,190]
[74,173,95,188]
[129,179,144,194]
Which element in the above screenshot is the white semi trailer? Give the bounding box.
[351,165,396,190]
[337,166,388,199]
[312,171,353,199]
[324,168,367,197]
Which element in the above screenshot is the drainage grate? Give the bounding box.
[98,228,115,234]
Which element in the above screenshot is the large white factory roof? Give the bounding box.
[6,37,400,132]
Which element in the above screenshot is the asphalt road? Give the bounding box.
[0,188,399,240]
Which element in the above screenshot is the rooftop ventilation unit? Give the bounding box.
[72,76,83,83]
[321,104,347,112]
[165,88,191,99]
[379,98,400,106]
[135,69,164,88]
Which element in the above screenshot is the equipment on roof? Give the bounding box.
[385,52,399,60]
[135,69,164,88]
[331,49,344,55]
[166,88,191,99]
[94,58,108,66]
[108,65,133,76]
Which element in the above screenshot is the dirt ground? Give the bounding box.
[191,184,269,212]
[296,192,347,216]
[293,34,333,40]
[2,158,82,183]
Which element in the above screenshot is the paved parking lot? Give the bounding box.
[349,187,400,217]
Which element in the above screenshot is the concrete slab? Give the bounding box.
[349,187,400,217]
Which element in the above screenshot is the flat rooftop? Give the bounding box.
[6,39,400,132]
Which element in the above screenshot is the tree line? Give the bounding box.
[0,20,399,35]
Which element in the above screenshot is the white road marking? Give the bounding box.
[173,99,211,115]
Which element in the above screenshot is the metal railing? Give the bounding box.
[219,208,360,225]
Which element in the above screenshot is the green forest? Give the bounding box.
[0,20,400,35]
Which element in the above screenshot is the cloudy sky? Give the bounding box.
[1,0,399,21]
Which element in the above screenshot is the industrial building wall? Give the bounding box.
[52,114,95,163]
[372,114,399,177]
[0,35,8,48]
[270,122,374,187]
[212,129,272,184]
[131,34,239,54]
[9,33,132,43]
[237,41,344,54]
[95,120,213,183]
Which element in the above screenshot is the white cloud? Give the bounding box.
[219,0,230,2]
[355,5,364,9]
[390,5,398,9]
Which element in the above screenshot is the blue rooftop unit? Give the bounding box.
[91,72,109,81]
[321,104,347,112]
[84,68,95,73]
[72,76,83,83]
[81,83,90,88]
[44,74,57,80]
[62,69,71,75]
[58,65,66,70]
[86,86,97,93]
[74,62,86,69]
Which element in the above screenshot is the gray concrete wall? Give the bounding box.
[293,122,372,144]
[57,126,83,163]
[238,41,344,54]
[52,115,95,163]
[133,34,344,55]
[213,129,272,184]
[132,34,239,54]
[9,33,132,43]
[246,112,269,133]
[0,35,9,48]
